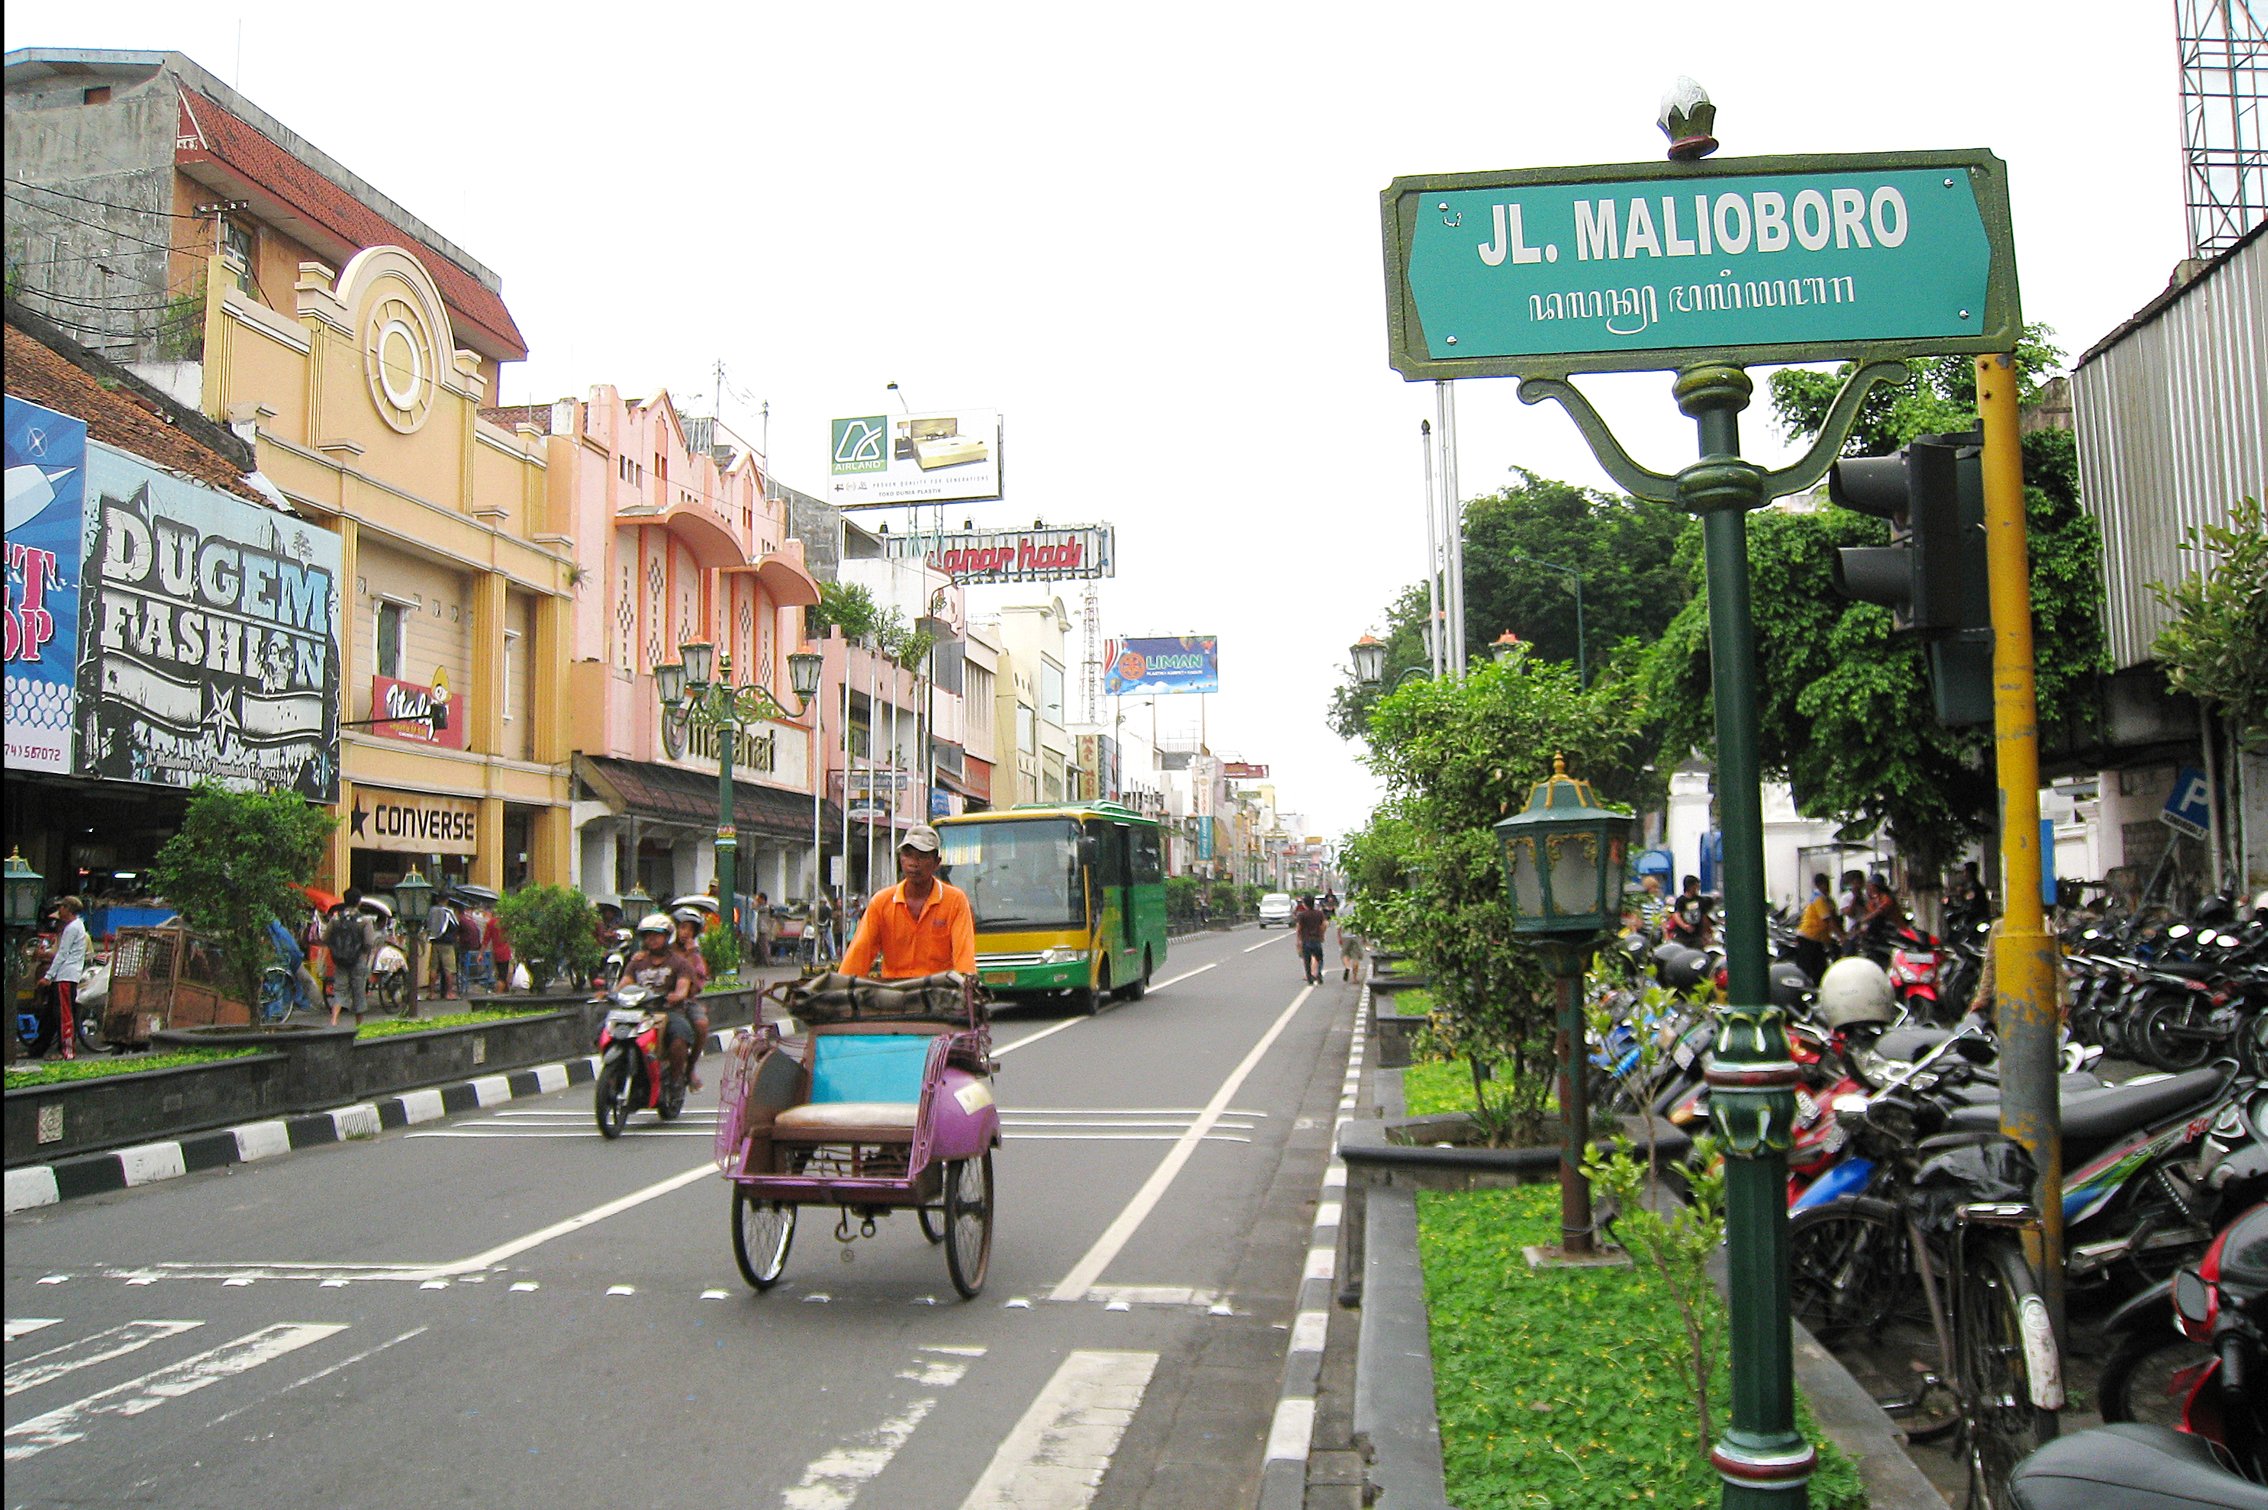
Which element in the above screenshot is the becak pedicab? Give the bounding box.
[714,969,1000,1297]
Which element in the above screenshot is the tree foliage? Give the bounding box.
[1645,340,2106,875]
[495,883,602,992]
[1342,650,1646,1139]
[149,784,337,1014]
[2150,494,2268,748]
[812,581,881,643]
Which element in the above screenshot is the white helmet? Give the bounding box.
[1817,956,1896,1029]
[636,912,675,938]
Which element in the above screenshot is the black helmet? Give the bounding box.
[1769,960,1812,1009]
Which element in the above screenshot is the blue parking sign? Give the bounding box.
[2161,766,2212,839]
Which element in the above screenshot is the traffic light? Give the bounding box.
[1828,431,1993,725]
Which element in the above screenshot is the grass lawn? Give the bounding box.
[1402,1056,1486,1117]
[5,1047,260,1088]
[1419,1183,1868,1509]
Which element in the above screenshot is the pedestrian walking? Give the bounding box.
[484,908,513,993]
[1794,873,1840,984]
[1338,919,1363,983]
[809,890,837,965]
[426,895,459,999]
[41,895,88,1059]
[325,892,376,1026]
[1291,893,1328,985]
[752,890,774,966]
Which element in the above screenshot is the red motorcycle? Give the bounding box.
[593,984,686,1138]
[1885,924,1944,1022]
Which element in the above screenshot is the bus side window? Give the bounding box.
[1094,822,1129,889]
[1133,826,1162,884]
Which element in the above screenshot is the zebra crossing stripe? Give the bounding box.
[960,1349,1158,1510]
[4,1321,204,1397]
[3,1323,347,1461]
[3,1320,63,1343]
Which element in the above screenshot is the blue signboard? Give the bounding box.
[929,787,951,819]
[2161,766,2212,840]
[4,395,87,774]
[1104,635,1220,696]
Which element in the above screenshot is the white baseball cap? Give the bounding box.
[902,824,941,853]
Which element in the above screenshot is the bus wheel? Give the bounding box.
[1117,951,1151,1002]
[1075,964,1108,1015]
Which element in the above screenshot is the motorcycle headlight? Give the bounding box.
[1040,947,1089,966]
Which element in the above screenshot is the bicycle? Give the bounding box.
[1787,1044,2061,1508]
[258,964,320,1025]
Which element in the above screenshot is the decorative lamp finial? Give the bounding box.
[1553,752,1568,778]
[1658,76,1718,161]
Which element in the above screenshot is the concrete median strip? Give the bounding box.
[0,1029,758,1214]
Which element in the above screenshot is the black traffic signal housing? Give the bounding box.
[1828,431,1993,725]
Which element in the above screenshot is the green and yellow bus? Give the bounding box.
[935,801,1167,1013]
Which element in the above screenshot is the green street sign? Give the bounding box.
[1382,149,2018,380]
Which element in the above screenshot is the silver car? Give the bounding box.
[1257,892,1295,928]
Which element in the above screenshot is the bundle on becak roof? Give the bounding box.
[788,971,978,1025]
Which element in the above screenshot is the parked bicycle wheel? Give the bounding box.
[1957,1238,2057,1508]
[2096,1327,2217,1429]
[1788,1199,1960,1441]
[259,966,299,1025]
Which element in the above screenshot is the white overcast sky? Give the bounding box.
[4,3,2192,838]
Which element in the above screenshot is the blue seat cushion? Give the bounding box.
[808,1034,929,1105]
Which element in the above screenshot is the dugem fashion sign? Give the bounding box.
[883,525,1114,583]
[1103,636,1219,696]
[1382,150,2017,379]
[77,445,342,800]
[828,408,1004,508]
[4,396,86,774]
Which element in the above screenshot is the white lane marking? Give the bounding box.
[1243,936,1283,953]
[1008,1133,1251,1144]
[1265,1395,1317,1462]
[3,1323,347,1461]
[1002,1119,1255,1131]
[404,1130,712,1139]
[1051,985,1316,1303]
[6,1321,205,1397]
[490,1108,719,1119]
[194,1325,426,1433]
[959,1349,1159,1510]
[1148,961,1219,991]
[1086,1286,1220,1309]
[993,1018,1083,1057]
[780,1349,966,1510]
[1007,1107,1267,1118]
[3,1320,62,1343]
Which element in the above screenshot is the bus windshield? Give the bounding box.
[939,818,1085,932]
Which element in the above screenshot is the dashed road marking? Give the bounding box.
[959,1349,1159,1509]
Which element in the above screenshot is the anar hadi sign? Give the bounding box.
[1381,150,2016,380]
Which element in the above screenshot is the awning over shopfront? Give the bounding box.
[581,756,841,840]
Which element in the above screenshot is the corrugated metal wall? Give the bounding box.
[2071,230,2267,670]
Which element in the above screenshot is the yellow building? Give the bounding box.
[196,245,573,894]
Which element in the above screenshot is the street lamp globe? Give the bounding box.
[654,661,688,708]
[1349,634,1386,689]
[622,882,654,922]
[1492,755,1632,938]
[679,640,716,690]
[789,646,824,702]
[1491,631,1523,664]
[3,849,45,930]
[393,864,433,925]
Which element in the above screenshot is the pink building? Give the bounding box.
[484,388,826,910]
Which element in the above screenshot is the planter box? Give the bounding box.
[350,1007,601,1102]
[6,1050,289,1167]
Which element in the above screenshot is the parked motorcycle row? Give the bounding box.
[1588,889,2268,1506]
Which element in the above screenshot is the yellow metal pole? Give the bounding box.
[1976,354,2063,1333]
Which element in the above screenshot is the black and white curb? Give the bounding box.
[4,1031,731,1215]
[1256,989,1364,1510]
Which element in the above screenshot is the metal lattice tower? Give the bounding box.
[2177,0,2268,258]
[1081,581,1102,724]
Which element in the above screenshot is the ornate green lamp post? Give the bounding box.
[1492,757,1630,1255]
[3,849,45,1066]
[393,864,433,1013]
[655,643,825,947]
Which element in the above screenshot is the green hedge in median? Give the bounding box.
[1418,1183,1867,1509]
[5,1047,261,1088]
[355,1008,557,1040]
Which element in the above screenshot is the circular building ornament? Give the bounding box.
[364,290,436,433]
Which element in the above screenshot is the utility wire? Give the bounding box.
[8,178,214,221]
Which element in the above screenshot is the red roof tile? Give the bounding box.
[5,310,269,507]
[479,403,553,434]
[176,89,529,362]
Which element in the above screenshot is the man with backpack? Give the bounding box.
[325,891,377,1026]
[426,896,460,1000]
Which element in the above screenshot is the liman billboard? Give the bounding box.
[1103,635,1219,696]
[828,408,1003,508]
[4,396,87,774]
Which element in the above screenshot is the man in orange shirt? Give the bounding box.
[843,825,977,980]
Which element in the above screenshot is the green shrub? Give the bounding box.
[698,915,740,981]
[495,884,602,991]
[149,784,337,1015]
[5,1048,259,1087]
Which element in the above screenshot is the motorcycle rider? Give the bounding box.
[671,907,712,1091]
[627,913,697,1091]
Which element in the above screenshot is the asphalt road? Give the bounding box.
[4,924,1358,1510]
